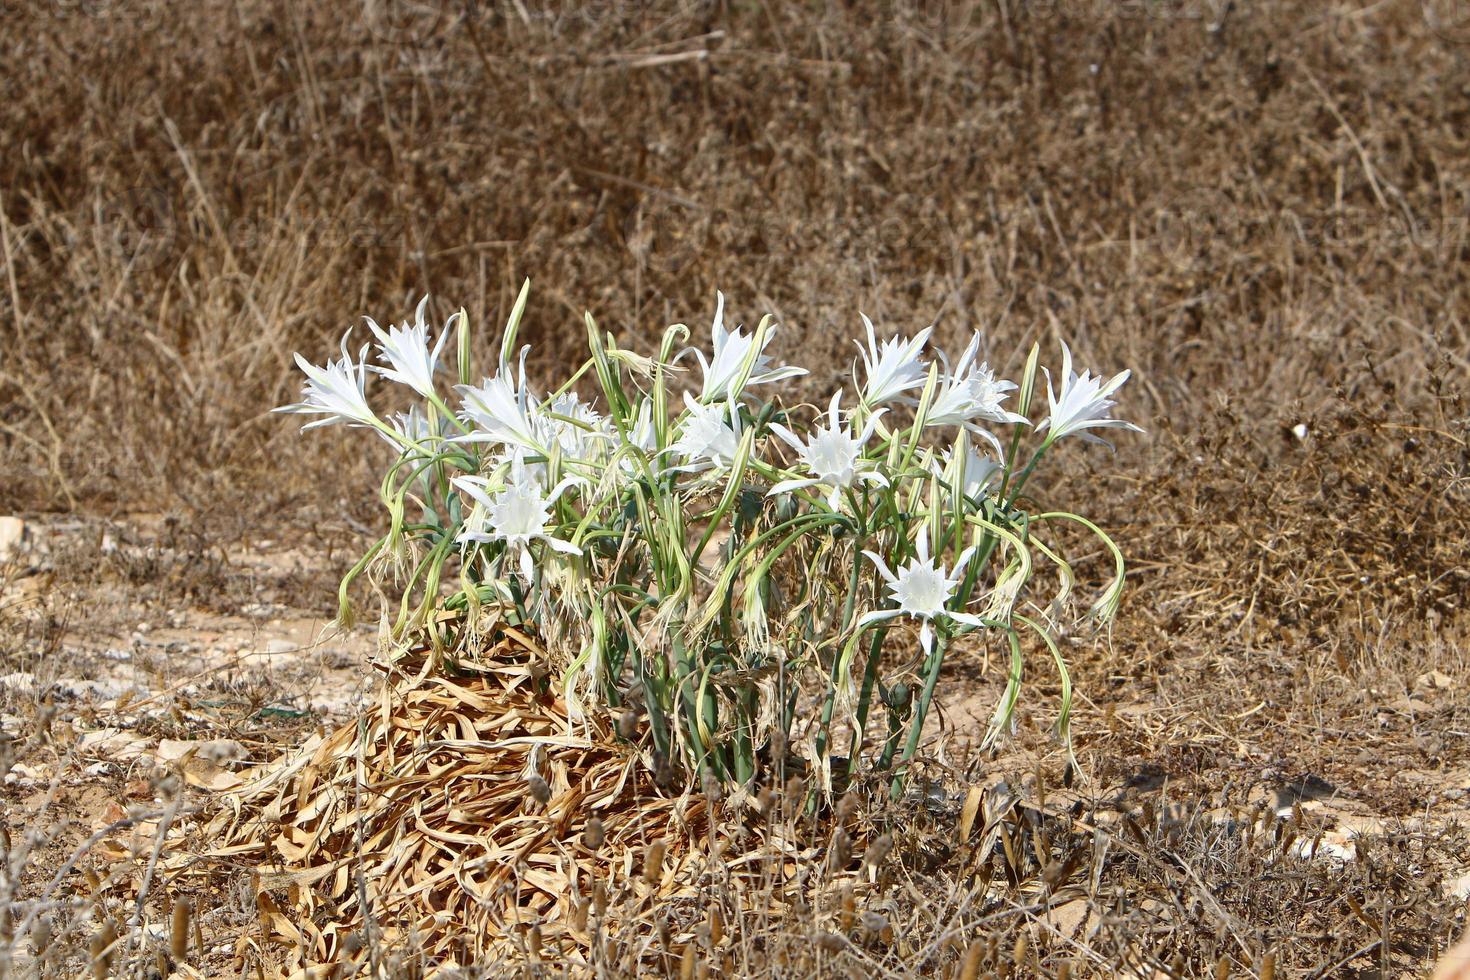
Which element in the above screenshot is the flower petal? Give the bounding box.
[767,478,819,497]
[544,536,583,556]
[861,549,898,585]
[856,609,902,630]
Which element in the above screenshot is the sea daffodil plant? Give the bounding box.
[278,283,1140,799]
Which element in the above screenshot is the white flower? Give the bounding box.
[539,390,607,465]
[366,296,454,399]
[767,392,888,510]
[454,347,543,452]
[927,333,1027,452]
[275,332,379,431]
[454,459,581,582]
[666,392,742,473]
[856,313,932,407]
[1038,342,1143,446]
[938,443,1002,500]
[484,444,548,490]
[857,536,987,655]
[693,291,807,402]
[382,404,440,454]
[628,399,657,455]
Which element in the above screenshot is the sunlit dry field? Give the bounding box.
[2,1,1469,976]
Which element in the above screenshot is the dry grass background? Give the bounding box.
[2,0,1470,976]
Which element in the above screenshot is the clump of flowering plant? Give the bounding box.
[278,283,1140,797]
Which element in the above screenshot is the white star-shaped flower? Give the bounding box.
[926,332,1028,453]
[937,442,1002,500]
[766,392,888,510]
[693,291,806,402]
[275,331,379,431]
[538,390,607,466]
[365,296,454,399]
[454,347,543,453]
[454,458,582,582]
[857,536,987,655]
[856,313,932,408]
[1038,342,1143,446]
[666,392,743,474]
[380,403,441,455]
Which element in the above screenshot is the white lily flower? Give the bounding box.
[856,313,932,407]
[454,459,582,583]
[857,536,987,656]
[767,392,888,510]
[628,399,657,455]
[275,331,379,431]
[927,333,1027,453]
[454,347,543,453]
[666,391,742,473]
[483,443,556,491]
[1038,342,1143,446]
[694,291,807,402]
[539,391,607,465]
[381,404,440,454]
[938,443,1002,500]
[366,296,454,399]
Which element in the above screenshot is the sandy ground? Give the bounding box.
[3,511,1468,975]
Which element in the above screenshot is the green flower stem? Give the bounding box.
[672,631,713,777]
[638,647,673,765]
[812,643,848,778]
[1002,444,1049,508]
[889,625,950,800]
[425,390,472,435]
[845,627,889,777]
[336,534,386,626]
[877,684,911,771]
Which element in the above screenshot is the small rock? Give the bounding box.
[0,672,35,692]
[4,762,49,786]
[1043,898,1094,939]
[1294,834,1357,862]
[55,679,119,702]
[77,728,152,761]
[1390,695,1435,715]
[0,516,26,560]
[1417,670,1457,692]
